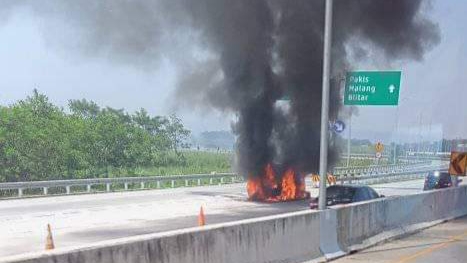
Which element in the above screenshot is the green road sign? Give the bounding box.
[344,71,401,106]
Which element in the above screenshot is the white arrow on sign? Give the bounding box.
[389,85,396,93]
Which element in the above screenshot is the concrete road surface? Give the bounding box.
[0,178,426,258]
[333,215,467,263]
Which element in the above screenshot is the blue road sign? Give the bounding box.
[332,120,345,133]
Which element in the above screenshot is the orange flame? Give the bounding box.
[264,163,277,190]
[280,169,296,201]
[246,164,309,202]
[247,177,265,201]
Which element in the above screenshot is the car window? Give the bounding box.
[353,188,370,202]
[368,188,380,199]
[327,186,355,202]
[439,173,452,184]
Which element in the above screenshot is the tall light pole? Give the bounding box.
[347,112,352,167]
[393,97,409,164]
[393,107,399,164]
[318,0,334,210]
[336,76,351,168]
[417,112,423,161]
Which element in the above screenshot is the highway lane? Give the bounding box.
[333,215,467,263]
[0,178,427,258]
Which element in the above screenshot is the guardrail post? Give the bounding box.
[43,187,48,195]
[171,180,175,188]
[140,182,145,189]
[220,177,224,184]
[87,185,91,193]
[209,178,213,185]
[231,176,235,183]
[197,179,201,186]
[66,186,71,195]
[124,183,129,191]
[185,180,189,187]
[106,183,111,192]
[156,181,161,189]
[18,188,23,197]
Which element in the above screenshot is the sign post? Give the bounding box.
[375,142,384,153]
[375,142,384,165]
[344,71,402,106]
[347,113,352,167]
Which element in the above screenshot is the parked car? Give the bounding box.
[310,185,383,209]
[423,171,460,191]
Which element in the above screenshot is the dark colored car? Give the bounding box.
[310,185,383,209]
[423,171,455,191]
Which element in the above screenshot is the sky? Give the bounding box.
[0,0,465,141]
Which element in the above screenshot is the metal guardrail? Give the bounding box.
[339,165,449,185]
[333,161,432,176]
[0,162,446,199]
[0,173,241,198]
[339,154,437,162]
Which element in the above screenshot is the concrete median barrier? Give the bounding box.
[336,186,467,253]
[2,186,467,263]
[1,210,324,263]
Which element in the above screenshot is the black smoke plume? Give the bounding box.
[1,0,440,179]
[175,0,440,177]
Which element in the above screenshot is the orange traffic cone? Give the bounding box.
[45,224,55,250]
[198,206,206,226]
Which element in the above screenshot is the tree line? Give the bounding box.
[0,90,191,182]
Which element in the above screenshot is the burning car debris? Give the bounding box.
[247,164,309,202]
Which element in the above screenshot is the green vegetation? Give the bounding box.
[0,90,232,182]
[135,151,232,176]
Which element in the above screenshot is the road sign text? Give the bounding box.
[344,71,401,106]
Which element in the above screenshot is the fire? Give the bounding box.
[280,169,296,201]
[247,177,265,201]
[247,164,309,202]
[264,163,277,189]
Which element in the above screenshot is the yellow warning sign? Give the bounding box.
[449,152,467,176]
[375,142,384,153]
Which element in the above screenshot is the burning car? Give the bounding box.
[247,164,310,202]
